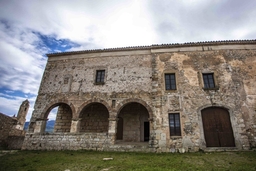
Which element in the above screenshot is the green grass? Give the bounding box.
[0,150,256,171]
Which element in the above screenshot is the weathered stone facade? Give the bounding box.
[23,40,256,152]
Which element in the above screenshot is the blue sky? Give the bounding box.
[0,0,255,121]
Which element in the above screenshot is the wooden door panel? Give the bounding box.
[219,132,235,147]
[204,132,219,147]
[202,108,220,147]
[202,107,235,147]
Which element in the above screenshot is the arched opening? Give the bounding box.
[201,107,235,147]
[45,103,72,133]
[79,103,109,133]
[117,102,150,142]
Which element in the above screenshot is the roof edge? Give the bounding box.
[47,39,256,57]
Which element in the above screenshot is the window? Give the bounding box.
[95,70,105,83]
[203,73,215,89]
[64,77,69,84]
[169,113,181,136]
[165,73,176,90]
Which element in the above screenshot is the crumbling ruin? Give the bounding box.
[0,100,29,149]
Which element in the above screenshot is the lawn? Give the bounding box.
[0,150,255,171]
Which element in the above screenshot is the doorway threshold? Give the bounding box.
[203,147,238,152]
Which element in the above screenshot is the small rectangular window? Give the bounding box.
[95,70,105,83]
[203,73,215,89]
[169,113,181,136]
[165,73,176,90]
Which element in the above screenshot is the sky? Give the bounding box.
[0,0,255,121]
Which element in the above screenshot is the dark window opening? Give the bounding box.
[165,73,176,90]
[169,113,181,136]
[96,70,105,83]
[203,73,215,89]
[64,77,69,84]
[112,100,116,108]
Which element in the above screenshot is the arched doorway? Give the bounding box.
[44,103,72,133]
[201,107,235,147]
[117,102,150,142]
[79,103,109,133]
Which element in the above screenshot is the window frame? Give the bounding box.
[169,113,181,137]
[202,73,215,89]
[164,69,179,93]
[198,71,219,90]
[164,73,177,91]
[95,70,105,84]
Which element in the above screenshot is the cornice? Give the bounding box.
[47,39,256,57]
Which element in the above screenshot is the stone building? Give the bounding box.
[0,100,29,149]
[23,40,256,152]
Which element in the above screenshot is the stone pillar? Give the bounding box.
[28,121,36,133]
[148,117,158,148]
[108,117,118,144]
[34,119,47,133]
[70,119,81,133]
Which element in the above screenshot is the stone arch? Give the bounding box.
[197,104,241,149]
[116,99,153,142]
[41,99,75,119]
[78,101,110,133]
[116,98,153,120]
[76,99,111,119]
[40,99,75,133]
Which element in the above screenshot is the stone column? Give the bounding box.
[34,119,48,133]
[108,117,118,144]
[70,119,81,133]
[28,121,35,133]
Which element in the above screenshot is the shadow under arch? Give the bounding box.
[76,99,111,119]
[116,99,153,142]
[78,102,110,133]
[116,98,153,120]
[40,100,75,133]
[41,100,75,119]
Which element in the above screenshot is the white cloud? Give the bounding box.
[0,0,255,121]
[0,94,36,121]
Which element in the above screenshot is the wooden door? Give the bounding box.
[202,107,235,147]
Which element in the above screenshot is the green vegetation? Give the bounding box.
[0,150,255,171]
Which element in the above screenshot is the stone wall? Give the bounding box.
[6,136,25,150]
[118,103,149,142]
[24,40,256,152]
[0,113,26,149]
[80,103,109,133]
[0,113,17,146]
[22,133,111,150]
[54,104,72,132]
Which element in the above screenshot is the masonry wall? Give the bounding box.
[80,103,109,133]
[54,104,72,133]
[24,42,256,152]
[152,48,256,151]
[28,51,153,125]
[0,113,26,149]
[0,113,17,146]
[22,133,111,150]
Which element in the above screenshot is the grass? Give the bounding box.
[0,150,256,171]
